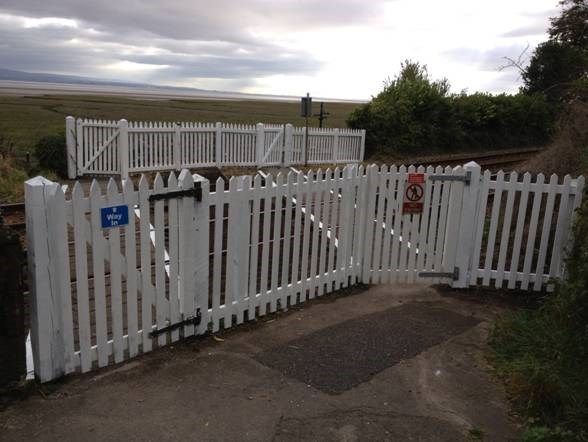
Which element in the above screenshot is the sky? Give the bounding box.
[0,0,560,100]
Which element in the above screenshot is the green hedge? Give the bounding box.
[347,62,554,156]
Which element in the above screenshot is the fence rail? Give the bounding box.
[66,117,366,178]
[26,163,584,382]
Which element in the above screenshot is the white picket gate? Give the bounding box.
[65,117,366,178]
[26,162,584,382]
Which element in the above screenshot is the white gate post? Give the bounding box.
[359,130,366,162]
[333,128,340,163]
[119,119,130,178]
[215,122,223,167]
[178,170,197,337]
[65,116,77,179]
[25,177,70,382]
[192,172,210,334]
[76,118,84,176]
[173,123,181,171]
[284,123,293,166]
[444,162,482,288]
[256,123,265,167]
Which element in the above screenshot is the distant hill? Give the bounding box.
[0,68,189,90]
[0,68,365,103]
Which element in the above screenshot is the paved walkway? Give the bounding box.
[0,284,519,441]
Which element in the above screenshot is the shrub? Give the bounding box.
[347,61,554,156]
[0,157,28,204]
[33,133,67,178]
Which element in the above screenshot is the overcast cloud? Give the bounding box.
[0,0,559,99]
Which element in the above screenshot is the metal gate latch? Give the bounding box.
[428,171,472,185]
[149,309,202,338]
[149,181,202,202]
[418,267,459,280]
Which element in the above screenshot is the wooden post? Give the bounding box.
[192,172,210,335]
[76,118,84,176]
[65,116,76,179]
[25,176,71,382]
[255,123,265,167]
[119,119,130,178]
[178,170,197,337]
[173,123,181,171]
[452,161,482,288]
[284,123,293,166]
[359,130,366,163]
[215,122,223,168]
[332,128,340,163]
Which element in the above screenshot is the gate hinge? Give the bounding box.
[149,309,202,338]
[418,267,459,280]
[149,181,202,202]
[428,171,471,185]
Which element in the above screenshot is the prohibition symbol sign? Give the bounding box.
[405,183,423,202]
[403,173,425,214]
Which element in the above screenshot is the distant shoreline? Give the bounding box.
[0,80,366,104]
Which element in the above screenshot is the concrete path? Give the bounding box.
[0,284,519,441]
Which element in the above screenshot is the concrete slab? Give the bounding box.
[0,284,519,441]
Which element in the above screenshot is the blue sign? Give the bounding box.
[100,205,129,229]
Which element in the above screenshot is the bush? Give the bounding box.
[347,61,554,156]
[0,157,28,204]
[33,133,67,178]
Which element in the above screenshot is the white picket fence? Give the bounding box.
[26,162,584,382]
[65,117,366,178]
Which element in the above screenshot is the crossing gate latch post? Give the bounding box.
[418,267,459,280]
[428,171,472,185]
[149,181,202,202]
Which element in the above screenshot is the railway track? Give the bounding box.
[405,147,542,171]
[0,147,543,237]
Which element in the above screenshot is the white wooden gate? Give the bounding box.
[26,162,584,382]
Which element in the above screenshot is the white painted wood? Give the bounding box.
[211,177,225,331]
[289,171,304,303]
[494,172,517,288]
[362,165,378,283]
[122,178,139,356]
[193,174,210,335]
[533,174,558,291]
[270,173,285,308]
[119,119,129,177]
[433,166,453,284]
[482,171,504,286]
[521,174,546,290]
[469,170,491,286]
[259,174,274,314]
[389,165,407,283]
[549,175,572,280]
[106,179,124,362]
[249,175,262,315]
[300,171,314,299]
[507,173,532,289]
[309,169,324,298]
[89,180,109,367]
[138,175,153,353]
[25,177,67,381]
[178,170,197,336]
[153,174,167,347]
[317,169,332,296]
[71,182,92,372]
[281,172,294,303]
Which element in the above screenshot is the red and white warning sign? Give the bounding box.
[403,173,425,214]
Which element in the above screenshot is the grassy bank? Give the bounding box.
[0,94,360,159]
[489,106,588,441]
